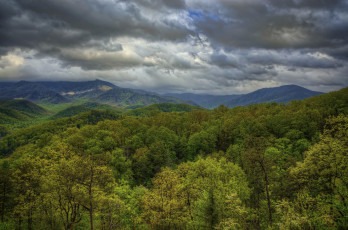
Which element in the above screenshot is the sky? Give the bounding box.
[0,0,347,95]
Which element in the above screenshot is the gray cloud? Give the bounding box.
[133,0,186,9]
[189,0,348,50]
[0,0,347,94]
[210,52,239,68]
[246,50,343,69]
[1,0,192,49]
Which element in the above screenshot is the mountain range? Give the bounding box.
[0,80,193,107]
[0,80,323,108]
[165,85,323,108]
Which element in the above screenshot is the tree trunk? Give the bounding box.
[131,213,136,230]
[187,192,194,221]
[17,216,22,230]
[89,166,94,230]
[89,207,93,230]
[28,211,33,230]
[259,161,272,224]
[1,182,5,222]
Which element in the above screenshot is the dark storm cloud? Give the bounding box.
[0,0,191,48]
[328,45,348,61]
[0,0,194,70]
[0,0,347,93]
[246,50,343,69]
[209,53,239,68]
[268,0,344,9]
[189,0,348,50]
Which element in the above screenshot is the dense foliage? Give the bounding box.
[125,103,202,117]
[0,87,347,229]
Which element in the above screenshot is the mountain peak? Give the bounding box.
[225,84,323,107]
[92,79,119,88]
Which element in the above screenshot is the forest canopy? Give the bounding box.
[0,87,347,229]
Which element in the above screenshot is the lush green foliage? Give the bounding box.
[125,103,203,117]
[0,87,347,229]
[50,102,121,120]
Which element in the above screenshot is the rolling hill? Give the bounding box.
[50,102,122,120]
[0,99,48,124]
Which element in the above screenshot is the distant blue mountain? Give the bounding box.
[164,93,240,108]
[0,80,196,107]
[165,85,323,108]
[226,85,323,107]
[0,80,322,108]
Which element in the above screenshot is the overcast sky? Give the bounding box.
[0,0,347,94]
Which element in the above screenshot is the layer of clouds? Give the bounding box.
[0,0,347,94]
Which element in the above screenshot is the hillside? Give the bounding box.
[50,102,121,120]
[0,109,122,155]
[0,99,48,124]
[0,99,48,117]
[0,107,29,124]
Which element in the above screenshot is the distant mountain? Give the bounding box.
[96,88,191,107]
[166,85,323,108]
[38,79,118,99]
[0,81,69,104]
[39,79,118,93]
[226,85,323,107]
[0,80,195,107]
[164,93,240,108]
[0,81,321,109]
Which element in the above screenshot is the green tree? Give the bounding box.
[0,160,13,223]
[143,168,185,229]
[178,157,251,229]
[11,154,46,230]
[187,131,216,158]
[290,115,348,228]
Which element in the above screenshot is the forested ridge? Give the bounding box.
[0,87,347,229]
